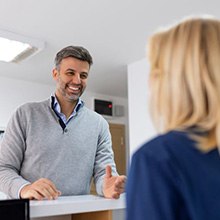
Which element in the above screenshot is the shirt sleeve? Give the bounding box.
[93,117,118,196]
[126,145,187,220]
[0,107,30,198]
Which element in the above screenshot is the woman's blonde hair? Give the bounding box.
[148,17,220,151]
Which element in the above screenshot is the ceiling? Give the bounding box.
[0,0,219,98]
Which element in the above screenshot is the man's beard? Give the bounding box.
[58,80,85,102]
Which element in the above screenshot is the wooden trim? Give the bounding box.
[72,210,112,220]
[109,123,125,129]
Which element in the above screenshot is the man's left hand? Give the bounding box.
[103,165,126,199]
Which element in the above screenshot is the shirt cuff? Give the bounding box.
[18,182,31,198]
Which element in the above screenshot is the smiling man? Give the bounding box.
[0,46,126,200]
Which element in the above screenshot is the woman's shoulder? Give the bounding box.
[133,130,192,162]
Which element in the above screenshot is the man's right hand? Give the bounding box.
[20,178,61,200]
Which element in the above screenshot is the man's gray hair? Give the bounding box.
[55,46,93,69]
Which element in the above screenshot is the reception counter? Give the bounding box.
[30,194,126,220]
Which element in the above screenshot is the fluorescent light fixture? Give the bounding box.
[0,29,45,63]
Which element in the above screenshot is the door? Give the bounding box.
[109,123,126,175]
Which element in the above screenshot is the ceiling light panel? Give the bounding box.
[0,29,45,63]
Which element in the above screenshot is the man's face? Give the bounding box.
[53,57,90,102]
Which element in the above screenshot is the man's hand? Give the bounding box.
[20,178,61,200]
[103,165,126,199]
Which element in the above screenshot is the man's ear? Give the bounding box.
[52,68,58,80]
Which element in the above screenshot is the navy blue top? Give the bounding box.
[126,131,220,220]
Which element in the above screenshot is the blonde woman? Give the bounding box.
[126,17,220,220]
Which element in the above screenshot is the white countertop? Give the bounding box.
[30,194,126,218]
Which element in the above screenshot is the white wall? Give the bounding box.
[127,58,156,160]
[0,76,54,129]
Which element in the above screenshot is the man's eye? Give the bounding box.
[67,72,74,75]
[81,74,88,79]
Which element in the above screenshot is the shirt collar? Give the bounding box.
[50,94,83,115]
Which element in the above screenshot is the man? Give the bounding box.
[0,46,126,200]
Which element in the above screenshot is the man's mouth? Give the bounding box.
[67,85,80,92]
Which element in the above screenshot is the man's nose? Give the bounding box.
[71,74,81,84]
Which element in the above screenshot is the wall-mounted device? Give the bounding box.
[114,104,124,117]
[94,99,113,116]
